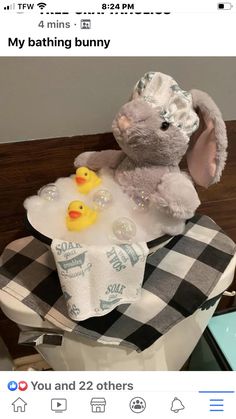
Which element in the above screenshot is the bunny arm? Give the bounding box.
[151,172,201,220]
[74,150,125,171]
[74,150,200,219]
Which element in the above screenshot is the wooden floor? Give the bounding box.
[0,124,236,358]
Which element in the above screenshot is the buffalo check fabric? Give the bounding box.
[0,214,235,352]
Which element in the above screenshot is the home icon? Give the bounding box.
[12,397,27,413]
[90,397,106,413]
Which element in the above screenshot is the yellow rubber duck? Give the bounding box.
[75,166,101,194]
[66,200,98,232]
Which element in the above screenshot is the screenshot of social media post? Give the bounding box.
[0,1,236,418]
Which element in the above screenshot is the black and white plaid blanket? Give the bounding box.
[0,215,235,352]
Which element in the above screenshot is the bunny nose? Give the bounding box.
[118,115,131,131]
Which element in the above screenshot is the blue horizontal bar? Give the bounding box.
[210,399,224,401]
[199,391,234,393]
[210,410,224,412]
[210,405,224,407]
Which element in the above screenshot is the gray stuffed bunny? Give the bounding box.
[74,72,227,223]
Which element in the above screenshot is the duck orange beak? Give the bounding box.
[69,210,81,219]
[76,176,86,185]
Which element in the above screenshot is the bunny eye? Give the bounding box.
[161,121,170,131]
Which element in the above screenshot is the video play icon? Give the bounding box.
[51,399,67,413]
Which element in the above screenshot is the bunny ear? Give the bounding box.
[186,89,227,188]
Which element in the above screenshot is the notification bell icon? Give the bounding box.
[170,397,185,413]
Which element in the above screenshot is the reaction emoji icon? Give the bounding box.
[8,381,28,391]
[8,381,18,391]
[18,381,28,391]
